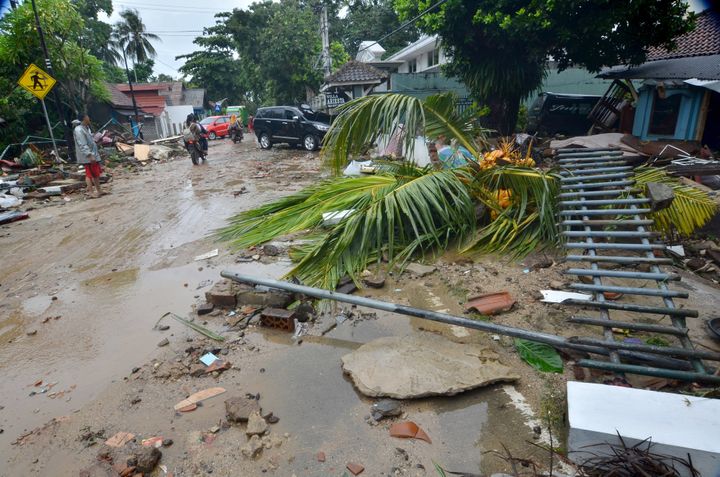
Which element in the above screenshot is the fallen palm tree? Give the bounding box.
[217,93,716,290]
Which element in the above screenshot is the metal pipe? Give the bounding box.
[556,147,620,153]
[220,272,692,369]
[565,268,679,281]
[569,283,688,299]
[561,231,657,238]
[561,161,628,169]
[559,208,652,216]
[559,198,649,207]
[563,299,699,318]
[568,317,688,336]
[561,180,635,190]
[577,359,720,384]
[567,255,671,264]
[570,337,720,361]
[561,172,631,182]
[559,166,633,175]
[558,188,640,198]
[560,219,654,226]
[557,151,624,158]
[564,242,665,250]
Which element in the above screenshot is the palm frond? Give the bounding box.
[288,168,476,289]
[633,167,717,236]
[463,166,560,257]
[321,93,486,173]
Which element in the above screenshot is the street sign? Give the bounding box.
[214,103,222,113]
[17,63,56,100]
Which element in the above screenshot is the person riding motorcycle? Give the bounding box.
[228,114,243,143]
[183,113,205,164]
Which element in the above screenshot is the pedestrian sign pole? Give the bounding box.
[17,63,61,163]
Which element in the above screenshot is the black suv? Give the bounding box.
[253,105,331,151]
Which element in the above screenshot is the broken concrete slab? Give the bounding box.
[404,263,436,277]
[341,334,518,399]
[225,396,260,423]
[246,411,268,436]
[236,287,293,308]
[197,303,215,315]
[646,182,675,211]
[241,435,263,458]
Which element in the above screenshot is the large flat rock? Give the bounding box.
[341,334,519,399]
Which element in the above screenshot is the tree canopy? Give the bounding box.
[395,0,695,134]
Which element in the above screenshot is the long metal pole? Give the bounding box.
[122,49,141,139]
[40,98,60,163]
[220,271,707,372]
[30,0,68,157]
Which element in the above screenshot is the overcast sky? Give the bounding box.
[100,0,257,77]
[100,0,712,79]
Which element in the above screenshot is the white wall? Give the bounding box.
[165,105,194,137]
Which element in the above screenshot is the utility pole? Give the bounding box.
[121,48,142,139]
[30,0,70,160]
[320,4,331,77]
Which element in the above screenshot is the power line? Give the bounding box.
[356,0,449,55]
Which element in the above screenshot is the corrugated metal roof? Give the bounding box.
[647,10,720,61]
[599,54,720,81]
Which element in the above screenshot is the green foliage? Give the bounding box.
[339,0,419,57]
[633,167,717,237]
[330,41,350,71]
[218,165,476,290]
[395,0,694,134]
[130,59,154,83]
[114,9,159,64]
[177,13,245,106]
[645,336,671,347]
[514,339,564,373]
[0,0,109,117]
[322,92,489,173]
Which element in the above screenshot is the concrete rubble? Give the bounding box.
[341,334,519,398]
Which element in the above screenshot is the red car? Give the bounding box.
[199,115,231,139]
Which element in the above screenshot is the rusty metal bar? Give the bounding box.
[565,268,679,281]
[563,299,699,317]
[569,337,720,361]
[576,360,720,384]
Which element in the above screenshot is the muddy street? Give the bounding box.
[0,140,555,476]
[0,140,320,450]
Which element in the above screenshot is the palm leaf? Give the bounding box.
[633,167,717,236]
[322,93,488,173]
[462,166,560,257]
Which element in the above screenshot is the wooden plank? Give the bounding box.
[134,143,150,161]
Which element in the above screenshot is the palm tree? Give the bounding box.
[217,93,717,290]
[114,9,160,81]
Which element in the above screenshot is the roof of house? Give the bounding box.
[115,83,171,92]
[324,61,388,86]
[183,88,206,109]
[599,53,720,81]
[106,83,134,109]
[113,83,167,116]
[646,10,720,61]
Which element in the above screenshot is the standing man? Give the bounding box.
[73,113,104,198]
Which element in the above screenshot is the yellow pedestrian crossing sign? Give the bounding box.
[18,63,56,100]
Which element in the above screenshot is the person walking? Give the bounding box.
[73,113,104,198]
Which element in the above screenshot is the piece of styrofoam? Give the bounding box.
[567,382,720,477]
[540,290,591,303]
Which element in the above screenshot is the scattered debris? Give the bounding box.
[346,462,365,475]
[141,436,164,448]
[241,435,263,458]
[316,451,326,462]
[194,249,219,261]
[341,334,519,398]
[464,291,516,315]
[404,262,436,277]
[200,352,219,366]
[133,446,162,473]
[225,396,260,423]
[540,290,592,303]
[246,412,268,436]
[260,308,295,331]
[104,431,135,448]
[157,338,169,347]
[389,422,432,444]
[371,399,402,421]
[173,387,226,411]
[157,312,224,341]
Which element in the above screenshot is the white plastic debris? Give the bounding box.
[666,245,685,257]
[0,194,22,208]
[343,160,372,176]
[322,209,355,226]
[194,249,219,261]
[540,290,592,303]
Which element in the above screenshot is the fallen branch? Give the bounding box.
[155,312,225,342]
